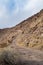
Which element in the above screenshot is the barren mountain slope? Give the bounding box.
[0,9,43,65]
[0,9,43,50]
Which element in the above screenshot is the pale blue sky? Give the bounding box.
[0,0,43,28]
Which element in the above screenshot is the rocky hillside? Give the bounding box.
[0,9,43,65]
[0,9,43,50]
